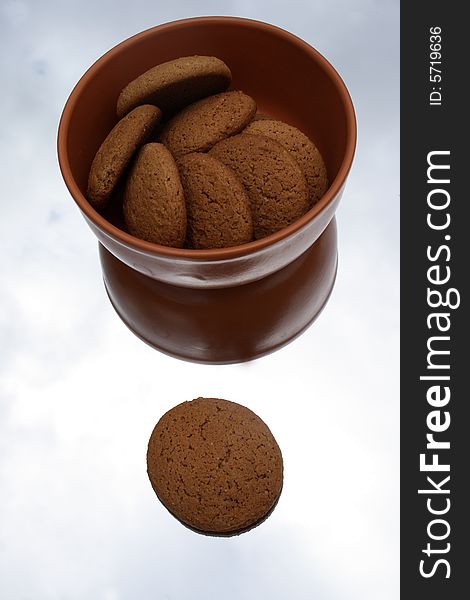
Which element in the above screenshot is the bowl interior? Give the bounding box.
[64,17,352,232]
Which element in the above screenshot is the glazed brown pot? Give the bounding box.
[57,16,356,364]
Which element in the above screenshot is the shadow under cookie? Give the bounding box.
[160,482,283,538]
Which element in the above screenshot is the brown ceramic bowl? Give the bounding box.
[58,16,356,364]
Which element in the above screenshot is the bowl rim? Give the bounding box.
[57,15,357,261]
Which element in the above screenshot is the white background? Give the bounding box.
[0,1,399,598]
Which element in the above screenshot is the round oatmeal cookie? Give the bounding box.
[116,55,232,118]
[244,119,328,206]
[147,397,283,535]
[160,91,256,159]
[123,143,186,247]
[178,153,253,249]
[209,133,309,239]
[87,105,162,210]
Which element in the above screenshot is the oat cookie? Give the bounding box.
[178,153,253,249]
[123,143,186,246]
[244,119,328,206]
[147,397,283,535]
[160,91,256,159]
[87,105,162,210]
[117,55,232,118]
[210,133,310,239]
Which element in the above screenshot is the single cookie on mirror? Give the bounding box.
[160,91,256,159]
[87,105,162,211]
[244,119,328,206]
[123,143,186,247]
[117,55,232,118]
[178,153,253,249]
[147,397,283,535]
[209,133,309,239]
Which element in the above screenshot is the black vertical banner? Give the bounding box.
[401,3,468,598]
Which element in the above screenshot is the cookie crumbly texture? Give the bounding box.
[123,143,186,247]
[147,397,283,535]
[178,153,253,249]
[244,119,328,206]
[210,133,310,239]
[117,56,232,118]
[160,91,257,159]
[87,105,162,210]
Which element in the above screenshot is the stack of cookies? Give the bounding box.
[87,56,328,249]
